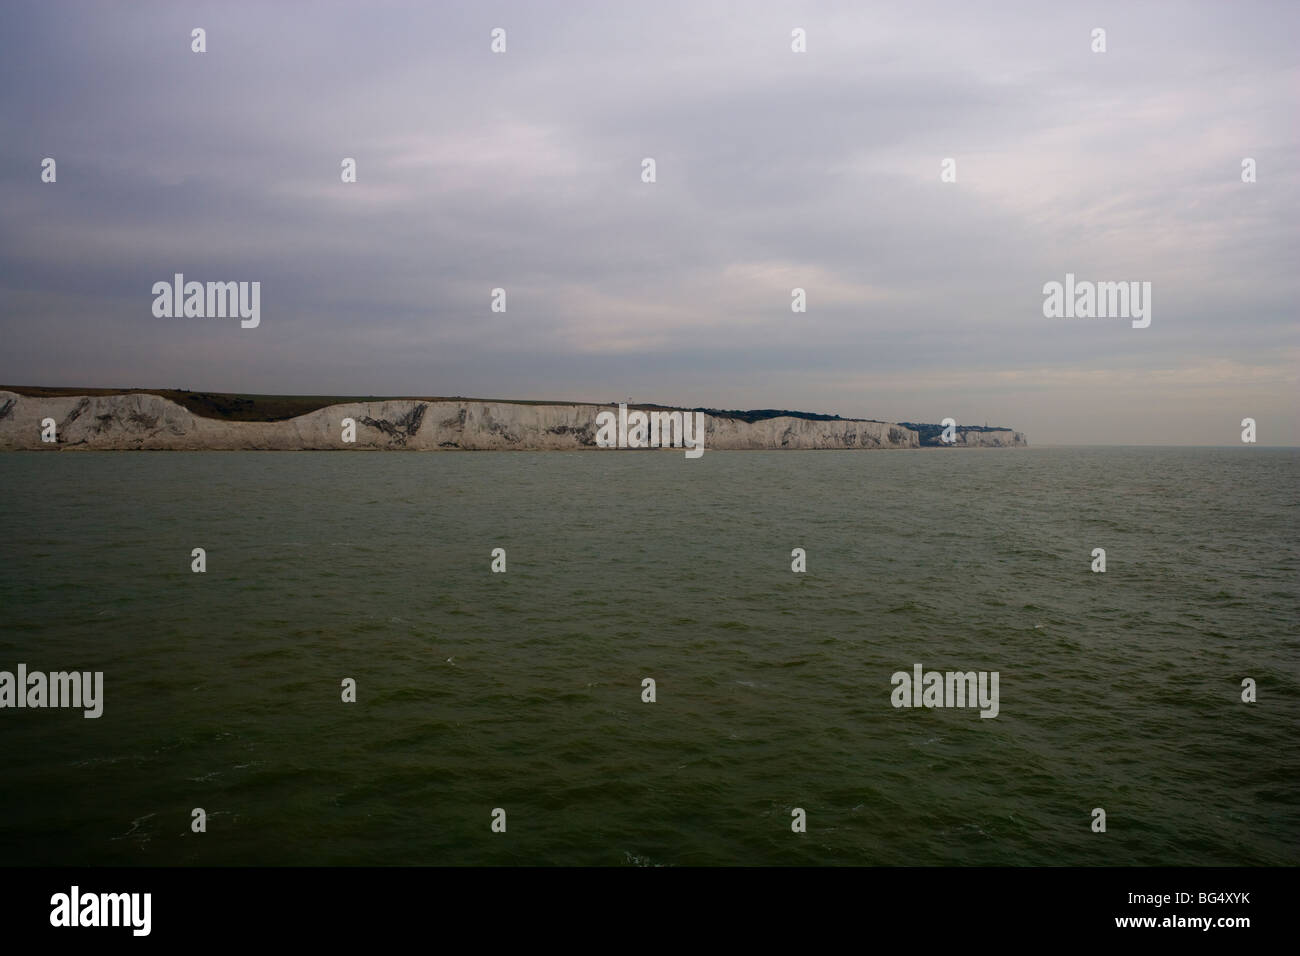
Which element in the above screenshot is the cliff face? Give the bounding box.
[0,390,926,451]
[0,391,1030,451]
[948,429,1027,448]
[704,416,917,450]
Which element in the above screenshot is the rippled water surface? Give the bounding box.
[0,448,1296,865]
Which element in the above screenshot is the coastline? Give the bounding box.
[0,389,1027,452]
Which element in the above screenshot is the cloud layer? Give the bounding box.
[1,1,1296,444]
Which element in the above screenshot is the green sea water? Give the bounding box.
[0,447,1296,866]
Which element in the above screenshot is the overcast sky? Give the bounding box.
[1,1,1296,444]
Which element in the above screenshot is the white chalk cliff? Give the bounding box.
[0,390,1025,451]
[944,428,1027,447]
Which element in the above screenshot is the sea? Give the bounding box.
[0,447,1296,866]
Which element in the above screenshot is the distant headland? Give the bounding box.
[0,387,1027,451]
